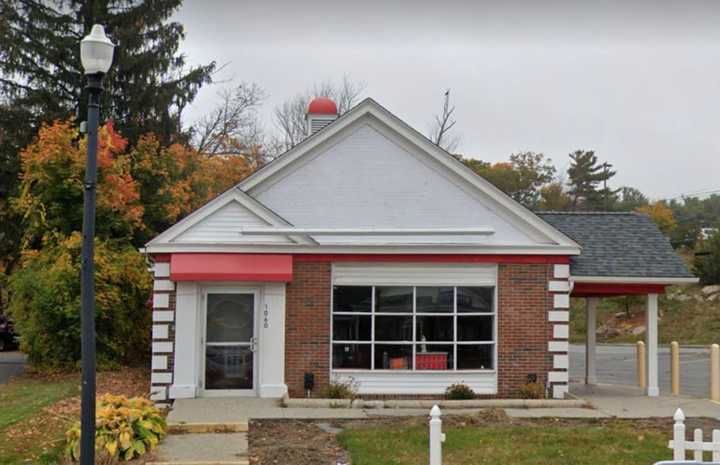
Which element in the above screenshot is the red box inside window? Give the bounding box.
[415,352,448,370]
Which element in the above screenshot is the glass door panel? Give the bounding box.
[205,293,255,390]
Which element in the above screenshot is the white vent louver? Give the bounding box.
[307,114,337,136]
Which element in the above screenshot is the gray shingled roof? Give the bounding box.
[537,212,695,279]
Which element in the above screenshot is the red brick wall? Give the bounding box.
[285,261,332,397]
[283,261,553,398]
[497,263,553,397]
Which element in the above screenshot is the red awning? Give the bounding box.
[571,282,666,297]
[170,254,293,282]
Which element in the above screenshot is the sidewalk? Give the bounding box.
[166,384,720,426]
[572,383,720,418]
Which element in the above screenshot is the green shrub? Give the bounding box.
[696,231,720,285]
[445,383,475,400]
[324,378,358,399]
[65,394,166,462]
[8,233,152,370]
[518,382,546,399]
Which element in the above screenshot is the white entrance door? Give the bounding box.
[202,291,257,395]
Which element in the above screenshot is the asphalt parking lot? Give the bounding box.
[569,343,712,398]
[1,345,714,397]
[0,351,26,384]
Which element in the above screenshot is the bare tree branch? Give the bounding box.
[192,82,266,160]
[429,89,461,153]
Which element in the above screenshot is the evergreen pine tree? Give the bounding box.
[0,0,214,271]
[0,0,215,145]
[566,150,619,210]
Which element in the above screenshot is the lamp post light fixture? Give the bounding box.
[79,24,114,465]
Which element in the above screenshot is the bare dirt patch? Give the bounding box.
[249,419,350,465]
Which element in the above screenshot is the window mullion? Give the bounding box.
[370,286,375,370]
[412,287,416,370]
[453,286,458,371]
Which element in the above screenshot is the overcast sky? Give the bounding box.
[173,0,720,200]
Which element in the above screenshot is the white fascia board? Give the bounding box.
[239,227,495,236]
[144,242,582,255]
[146,188,316,246]
[570,276,699,285]
[239,98,581,251]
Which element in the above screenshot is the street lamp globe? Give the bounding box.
[80,25,114,75]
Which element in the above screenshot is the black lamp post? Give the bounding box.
[79,24,114,465]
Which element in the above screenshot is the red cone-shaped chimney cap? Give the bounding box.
[307,96,338,115]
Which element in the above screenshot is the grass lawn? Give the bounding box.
[337,418,672,465]
[0,367,149,465]
[0,376,77,430]
[0,375,78,464]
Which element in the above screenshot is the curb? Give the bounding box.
[167,422,249,434]
[282,397,588,410]
[148,461,249,465]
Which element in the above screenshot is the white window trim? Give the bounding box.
[330,283,498,374]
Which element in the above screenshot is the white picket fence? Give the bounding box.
[429,405,446,465]
[428,406,720,465]
[668,408,720,462]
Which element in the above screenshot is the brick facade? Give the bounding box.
[496,263,553,397]
[283,260,558,399]
[284,261,332,397]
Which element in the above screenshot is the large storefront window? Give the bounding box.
[332,285,495,371]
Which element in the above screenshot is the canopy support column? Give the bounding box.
[645,293,660,396]
[585,297,599,385]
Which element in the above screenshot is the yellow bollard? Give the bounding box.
[637,341,647,390]
[671,341,680,395]
[711,344,720,402]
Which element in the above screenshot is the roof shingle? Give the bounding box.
[537,211,694,279]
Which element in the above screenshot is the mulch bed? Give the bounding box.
[248,409,720,465]
[249,419,350,465]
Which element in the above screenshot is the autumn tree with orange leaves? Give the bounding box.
[14,121,143,249]
[636,201,678,236]
[8,120,255,368]
[14,120,256,248]
[130,133,257,244]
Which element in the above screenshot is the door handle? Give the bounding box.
[250,337,257,352]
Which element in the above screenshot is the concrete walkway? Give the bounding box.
[152,433,249,465]
[572,383,720,418]
[167,398,597,425]
[166,384,720,427]
[168,398,367,425]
